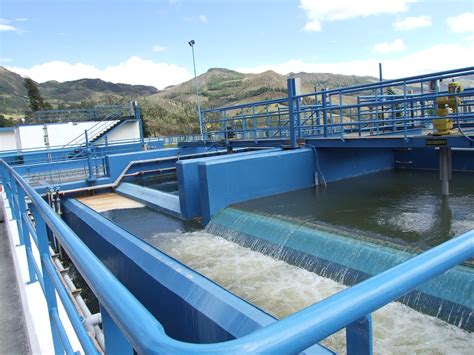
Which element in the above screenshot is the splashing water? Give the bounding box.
[148,231,473,354]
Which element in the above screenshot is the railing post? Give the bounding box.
[134,103,145,147]
[346,314,373,355]
[420,81,426,120]
[339,91,344,139]
[101,306,133,354]
[31,205,63,354]
[84,130,95,182]
[17,187,38,283]
[278,107,282,138]
[266,105,271,138]
[252,106,257,140]
[11,181,23,244]
[322,89,328,137]
[295,97,302,139]
[403,81,408,139]
[287,78,297,148]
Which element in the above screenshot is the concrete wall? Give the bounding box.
[16,122,99,150]
[177,149,280,219]
[61,199,276,343]
[198,149,315,224]
[5,120,140,152]
[0,129,16,151]
[95,120,140,144]
[195,148,395,224]
[317,148,395,183]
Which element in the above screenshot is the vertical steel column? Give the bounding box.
[252,106,257,140]
[403,81,408,139]
[346,315,373,355]
[322,89,328,137]
[277,107,282,138]
[242,108,247,139]
[378,62,383,96]
[357,96,362,137]
[18,187,37,283]
[287,78,297,148]
[374,89,380,136]
[420,82,426,121]
[439,147,452,196]
[32,205,63,354]
[339,91,344,139]
[84,130,94,181]
[295,97,302,139]
[101,306,133,354]
[11,180,23,244]
[266,106,271,138]
[135,103,145,147]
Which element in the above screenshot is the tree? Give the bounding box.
[24,77,50,112]
[0,114,15,127]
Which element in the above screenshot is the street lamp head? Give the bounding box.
[188,40,195,47]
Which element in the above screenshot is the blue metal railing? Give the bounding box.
[0,137,165,167]
[29,105,131,124]
[1,158,472,354]
[201,67,474,143]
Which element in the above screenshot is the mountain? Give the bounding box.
[0,66,29,115]
[40,78,158,104]
[0,66,159,116]
[148,68,377,109]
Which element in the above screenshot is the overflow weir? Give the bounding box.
[1,66,473,354]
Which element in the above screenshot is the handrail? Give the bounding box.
[61,112,123,149]
[1,158,472,354]
[201,68,474,142]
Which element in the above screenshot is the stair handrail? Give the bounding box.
[61,112,123,149]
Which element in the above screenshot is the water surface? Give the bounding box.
[234,170,474,251]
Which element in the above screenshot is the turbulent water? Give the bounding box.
[102,170,474,353]
[146,230,473,354]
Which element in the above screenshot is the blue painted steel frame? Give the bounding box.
[1,158,473,354]
[199,67,474,145]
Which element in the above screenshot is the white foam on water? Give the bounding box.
[150,231,473,355]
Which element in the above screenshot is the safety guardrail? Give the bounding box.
[1,158,472,354]
[201,66,474,146]
[28,105,131,124]
[0,137,165,167]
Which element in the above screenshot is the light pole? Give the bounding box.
[188,40,203,140]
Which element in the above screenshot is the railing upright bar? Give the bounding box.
[30,204,64,354]
[18,187,37,283]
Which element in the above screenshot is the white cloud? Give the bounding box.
[393,15,431,31]
[447,12,474,33]
[199,15,208,24]
[7,56,192,90]
[236,41,474,79]
[373,38,406,54]
[0,24,16,31]
[299,0,415,32]
[152,44,167,53]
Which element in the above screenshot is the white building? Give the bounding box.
[0,119,141,153]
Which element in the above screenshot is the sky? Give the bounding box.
[0,0,473,89]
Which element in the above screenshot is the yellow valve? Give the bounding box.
[448,82,463,94]
[432,82,463,135]
[432,119,453,135]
